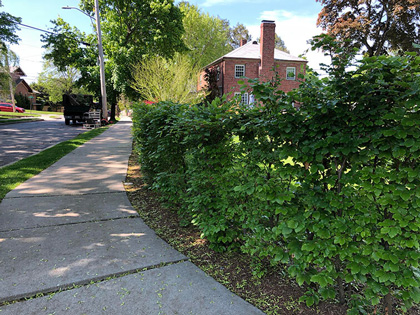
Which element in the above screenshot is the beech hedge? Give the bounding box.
[132,50,420,313]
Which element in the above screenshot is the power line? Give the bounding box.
[14,20,92,47]
[17,22,56,35]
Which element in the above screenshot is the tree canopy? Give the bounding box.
[42,0,187,100]
[256,33,289,53]
[131,54,202,104]
[0,0,21,47]
[229,23,252,49]
[41,19,106,99]
[179,1,231,68]
[0,0,21,107]
[275,34,289,53]
[37,59,87,103]
[0,46,18,101]
[317,0,420,56]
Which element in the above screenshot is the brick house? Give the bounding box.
[198,20,307,105]
[10,66,37,106]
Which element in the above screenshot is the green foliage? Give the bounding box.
[203,67,220,103]
[42,0,187,100]
[256,33,289,53]
[131,54,202,104]
[274,34,289,53]
[37,59,87,104]
[14,93,30,109]
[0,1,21,46]
[132,38,420,313]
[41,18,103,99]
[80,0,187,97]
[229,23,252,49]
[0,44,18,100]
[179,1,231,69]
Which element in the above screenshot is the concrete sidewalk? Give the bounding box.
[0,119,264,314]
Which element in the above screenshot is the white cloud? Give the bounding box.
[247,10,330,73]
[10,43,44,84]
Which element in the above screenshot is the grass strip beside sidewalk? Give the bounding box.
[0,126,109,201]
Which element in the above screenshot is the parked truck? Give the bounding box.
[63,94,100,125]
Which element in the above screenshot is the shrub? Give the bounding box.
[14,93,30,109]
[132,46,420,313]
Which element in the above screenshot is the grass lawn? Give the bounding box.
[26,110,63,117]
[0,110,62,117]
[0,126,109,201]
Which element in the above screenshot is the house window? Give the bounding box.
[235,65,245,78]
[286,67,296,80]
[234,92,248,105]
[216,66,220,81]
[249,94,255,107]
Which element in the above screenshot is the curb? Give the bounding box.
[0,118,44,125]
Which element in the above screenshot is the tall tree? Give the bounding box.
[0,45,18,107]
[229,23,252,49]
[316,0,420,56]
[131,54,202,104]
[37,59,87,103]
[256,33,289,53]
[79,0,187,97]
[0,0,21,46]
[275,33,289,53]
[0,1,20,110]
[179,1,231,68]
[42,0,187,101]
[41,19,108,100]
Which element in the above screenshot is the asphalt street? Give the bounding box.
[0,118,87,167]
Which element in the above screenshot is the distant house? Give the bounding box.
[198,20,307,105]
[10,66,37,106]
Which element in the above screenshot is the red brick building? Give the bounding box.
[10,66,37,106]
[198,20,307,105]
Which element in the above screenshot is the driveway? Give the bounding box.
[0,119,88,167]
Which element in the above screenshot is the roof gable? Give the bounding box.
[10,66,26,77]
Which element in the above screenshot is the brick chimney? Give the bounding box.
[259,20,276,80]
[240,39,247,47]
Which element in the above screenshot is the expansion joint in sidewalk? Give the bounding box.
[0,215,140,233]
[2,191,128,200]
[0,258,190,307]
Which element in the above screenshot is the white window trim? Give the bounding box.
[234,92,249,105]
[286,67,296,80]
[235,64,245,78]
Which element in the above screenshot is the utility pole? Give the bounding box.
[94,0,108,120]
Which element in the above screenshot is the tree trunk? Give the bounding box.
[110,103,116,121]
[384,292,392,315]
[4,49,16,112]
[337,277,345,304]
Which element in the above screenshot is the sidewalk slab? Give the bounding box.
[5,162,129,197]
[0,218,186,302]
[0,261,265,315]
[0,192,137,232]
[5,122,132,198]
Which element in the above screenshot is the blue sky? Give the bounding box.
[3,0,328,83]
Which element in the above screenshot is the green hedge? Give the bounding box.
[132,50,420,313]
